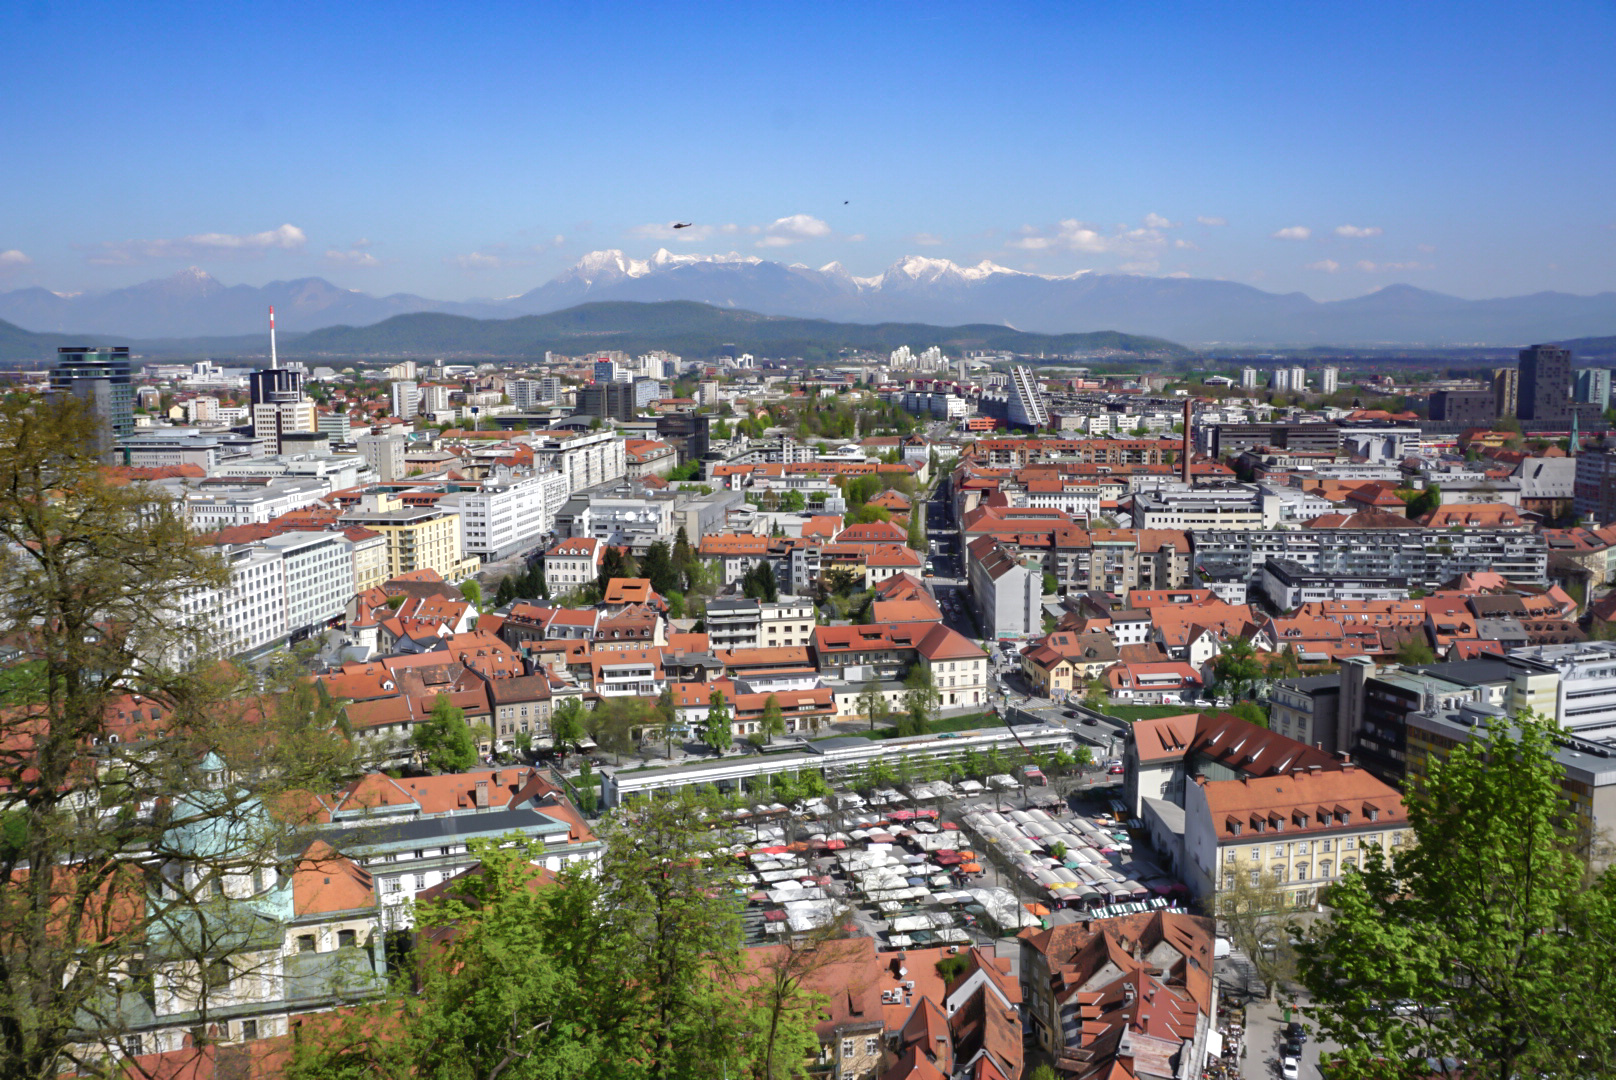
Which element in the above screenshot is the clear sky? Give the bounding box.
[3,0,1614,303]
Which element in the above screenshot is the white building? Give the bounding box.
[391,381,420,421]
[529,430,626,494]
[440,467,570,561]
[544,536,604,591]
[177,543,288,657]
[1321,367,1339,395]
[1240,367,1259,390]
[183,480,332,531]
[419,384,452,414]
[357,434,407,483]
[258,531,356,636]
[759,599,816,649]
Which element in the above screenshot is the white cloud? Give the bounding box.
[908,232,947,247]
[1306,259,1341,273]
[1173,238,1198,250]
[1356,260,1432,273]
[1143,212,1176,229]
[446,251,530,271]
[757,214,833,247]
[0,249,31,267]
[1417,243,1436,254]
[351,237,372,249]
[1196,216,1228,226]
[1335,224,1383,238]
[1009,218,1166,255]
[846,233,866,242]
[86,223,306,265]
[1272,226,1311,241]
[324,249,381,268]
[1166,270,1191,278]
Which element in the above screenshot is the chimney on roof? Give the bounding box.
[475,781,489,808]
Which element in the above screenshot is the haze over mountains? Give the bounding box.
[6,251,1616,347]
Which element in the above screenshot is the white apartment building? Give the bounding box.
[530,431,626,494]
[391,381,420,421]
[357,433,407,483]
[1321,367,1339,394]
[258,531,355,636]
[1131,485,1275,530]
[177,544,288,657]
[420,384,452,414]
[318,411,357,445]
[184,396,220,423]
[759,599,816,649]
[440,467,570,560]
[544,536,604,591]
[507,378,544,408]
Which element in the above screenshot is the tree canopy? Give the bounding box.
[413,692,480,772]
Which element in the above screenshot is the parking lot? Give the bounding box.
[718,775,1191,952]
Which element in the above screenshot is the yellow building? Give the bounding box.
[341,493,477,582]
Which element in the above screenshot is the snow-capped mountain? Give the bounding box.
[5,252,1616,345]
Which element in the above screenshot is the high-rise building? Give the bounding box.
[1429,390,1497,425]
[419,384,452,414]
[248,365,316,453]
[1290,366,1307,391]
[357,433,407,483]
[391,380,420,420]
[1270,368,1292,392]
[1008,366,1049,429]
[539,377,562,403]
[51,346,134,462]
[1517,344,1573,423]
[1240,367,1259,390]
[507,378,543,409]
[1493,367,1519,418]
[593,358,619,384]
[578,381,638,423]
[1321,367,1339,395]
[1575,368,1611,408]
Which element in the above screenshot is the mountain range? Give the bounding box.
[5,251,1616,346]
[0,303,1188,363]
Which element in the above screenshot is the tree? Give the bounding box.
[1212,636,1265,700]
[906,505,926,551]
[551,697,586,757]
[746,931,862,1080]
[641,540,679,597]
[1042,571,1059,596]
[459,578,483,610]
[1083,675,1109,712]
[1395,634,1436,666]
[759,694,785,745]
[1216,868,1305,1000]
[857,681,890,731]
[781,489,807,513]
[496,574,517,608]
[655,686,677,756]
[1300,714,1616,1078]
[0,395,358,1080]
[711,417,732,440]
[413,692,480,772]
[901,664,939,737]
[576,759,598,814]
[703,688,733,753]
[845,503,890,525]
[1229,700,1269,728]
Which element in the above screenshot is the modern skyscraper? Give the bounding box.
[1008,366,1050,429]
[1575,368,1611,408]
[51,346,133,462]
[1517,344,1573,423]
[1493,367,1519,418]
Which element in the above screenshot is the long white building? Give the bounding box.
[440,467,570,561]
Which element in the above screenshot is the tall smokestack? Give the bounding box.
[268,305,278,370]
[1181,399,1193,485]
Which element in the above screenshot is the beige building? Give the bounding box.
[341,493,476,581]
[759,599,816,649]
[1184,763,1409,909]
[343,525,390,594]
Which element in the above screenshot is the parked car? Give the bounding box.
[1280,1057,1300,1080]
[1284,1022,1307,1043]
[1107,764,1124,776]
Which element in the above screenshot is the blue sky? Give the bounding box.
[3,0,1614,303]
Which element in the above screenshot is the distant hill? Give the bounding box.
[1556,335,1616,360]
[288,301,1192,361]
[0,318,85,363]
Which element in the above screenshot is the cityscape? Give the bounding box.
[4,4,1616,1080]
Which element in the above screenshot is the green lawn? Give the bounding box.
[862,712,1003,740]
[1096,704,1215,723]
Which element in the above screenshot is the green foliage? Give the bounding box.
[495,575,516,608]
[703,688,733,753]
[711,417,731,440]
[759,694,785,745]
[459,578,483,609]
[899,664,939,737]
[551,697,586,756]
[413,692,480,772]
[1299,714,1616,1077]
[640,540,680,597]
[935,954,970,983]
[1042,571,1059,595]
[844,503,890,525]
[1229,700,1269,728]
[1212,636,1264,699]
[1395,635,1436,666]
[741,560,779,602]
[780,489,807,513]
[856,682,890,731]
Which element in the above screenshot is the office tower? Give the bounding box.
[1241,367,1259,390]
[538,377,562,403]
[391,380,420,420]
[248,318,317,453]
[1493,367,1519,418]
[593,358,618,384]
[1321,367,1339,395]
[1008,366,1050,429]
[1517,344,1573,423]
[578,381,637,423]
[1575,368,1612,408]
[51,346,133,462]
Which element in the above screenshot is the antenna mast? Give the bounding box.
[269,305,279,369]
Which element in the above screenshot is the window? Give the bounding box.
[1320,860,1332,878]
[1224,849,1236,864]
[841,1039,855,1058]
[1343,836,1356,850]
[123,1036,143,1058]
[1250,848,1259,861]
[207,959,232,990]
[1272,844,1286,858]
[1321,839,1333,853]
[1249,869,1261,886]
[865,1036,879,1055]
[240,1019,258,1041]
[1391,830,1404,846]
[1295,862,1309,879]
[337,929,357,949]
[1296,840,1310,855]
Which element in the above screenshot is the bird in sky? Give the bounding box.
[672,222,692,229]
[843,200,849,204]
